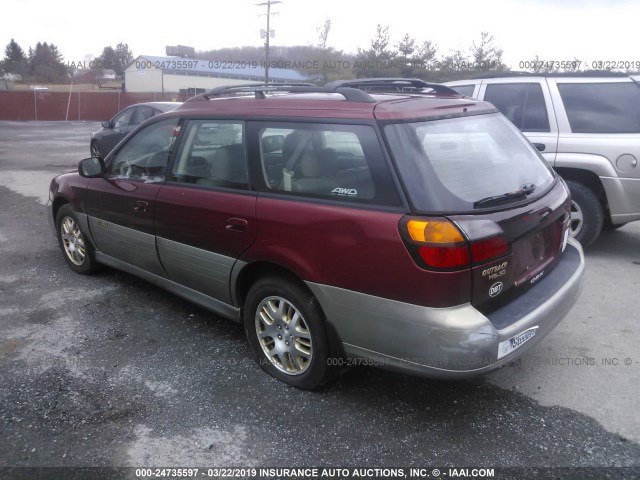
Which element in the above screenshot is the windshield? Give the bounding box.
[384,113,555,213]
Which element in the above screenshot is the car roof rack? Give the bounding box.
[198,78,459,103]
[324,78,460,95]
[202,83,317,100]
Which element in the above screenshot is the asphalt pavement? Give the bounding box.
[0,121,639,478]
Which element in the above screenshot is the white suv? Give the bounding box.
[445,74,640,245]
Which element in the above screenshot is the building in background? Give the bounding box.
[124,55,309,94]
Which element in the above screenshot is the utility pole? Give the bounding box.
[257,0,281,83]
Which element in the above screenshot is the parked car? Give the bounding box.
[49,79,584,389]
[90,102,181,158]
[445,73,640,245]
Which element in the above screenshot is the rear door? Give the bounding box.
[86,117,181,276]
[153,119,257,305]
[479,78,559,165]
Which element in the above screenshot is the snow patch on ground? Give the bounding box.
[143,380,178,398]
[0,170,60,205]
[2,286,116,375]
[127,424,251,466]
[5,315,87,376]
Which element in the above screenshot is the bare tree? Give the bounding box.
[317,18,332,52]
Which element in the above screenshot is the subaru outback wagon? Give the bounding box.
[48,79,584,389]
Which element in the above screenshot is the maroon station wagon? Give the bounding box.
[48,79,585,389]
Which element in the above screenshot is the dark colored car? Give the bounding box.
[90,102,181,158]
[49,79,584,389]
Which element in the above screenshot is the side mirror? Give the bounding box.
[101,121,111,128]
[79,157,104,178]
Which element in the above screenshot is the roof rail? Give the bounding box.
[324,78,460,95]
[202,83,318,99]
[196,78,459,103]
[200,82,377,103]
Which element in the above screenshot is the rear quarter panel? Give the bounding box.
[242,196,472,308]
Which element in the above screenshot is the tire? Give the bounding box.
[566,181,603,246]
[55,204,99,274]
[244,275,333,390]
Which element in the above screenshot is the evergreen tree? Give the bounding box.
[26,42,68,82]
[2,38,27,76]
[354,24,399,78]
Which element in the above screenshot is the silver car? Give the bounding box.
[445,74,640,245]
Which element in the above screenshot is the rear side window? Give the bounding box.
[131,106,156,125]
[484,83,550,132]
[255,123,401,206]
[452,85,475,97]
[557,82,640,133]
[385,113,555,213]
[170,120,247,190]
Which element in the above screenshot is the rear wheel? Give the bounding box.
[566,180,603,246]
[244,276,333,389]
[56,204,99,274]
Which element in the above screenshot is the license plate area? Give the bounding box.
[511,223,558,286]
[497,326,538,359]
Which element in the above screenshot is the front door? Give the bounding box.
[86,117,182,276]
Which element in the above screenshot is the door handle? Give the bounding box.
[532,143,546,152]
[133,200,150,213]
[225,218,248,232]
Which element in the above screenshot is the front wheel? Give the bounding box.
[56,204,99,274]
[566,180,603,246]
[244,276,333,390]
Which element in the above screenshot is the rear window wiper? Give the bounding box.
[474,183,536,208]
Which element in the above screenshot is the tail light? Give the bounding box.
[400,217,509,270]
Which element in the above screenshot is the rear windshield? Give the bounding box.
[384,113,555,213]
[557,82,640,134]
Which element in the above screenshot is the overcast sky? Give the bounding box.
[3,0,638,70]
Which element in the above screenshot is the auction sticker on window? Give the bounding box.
[497,326,538,359]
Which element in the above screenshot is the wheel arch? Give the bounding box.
[554,167,611,222]
[52,195,70,224]
[233,261,311,308]
[233,260,345,359]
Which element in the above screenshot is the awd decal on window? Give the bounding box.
[331,187,358,197]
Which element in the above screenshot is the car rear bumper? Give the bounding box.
[306,238,584,378]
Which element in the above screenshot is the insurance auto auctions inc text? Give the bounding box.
[255,467,495,478]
